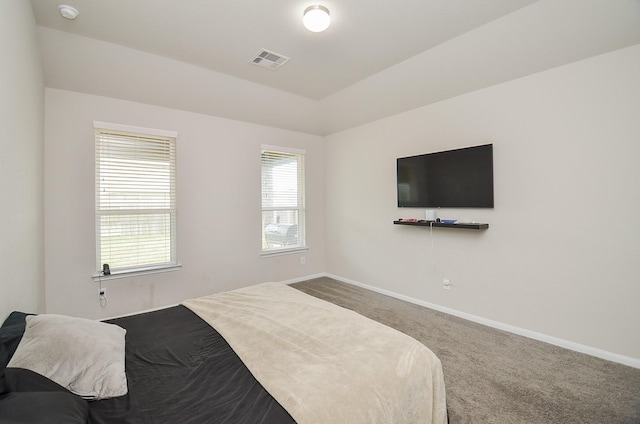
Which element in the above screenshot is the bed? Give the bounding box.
[0,282,447,424]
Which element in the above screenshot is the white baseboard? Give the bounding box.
[102,302,179,321]
[279,272,327,286]
[319,273,640,369]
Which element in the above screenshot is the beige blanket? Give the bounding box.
[182,283,447,424]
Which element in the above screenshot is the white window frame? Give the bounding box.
[93,121,180,281]
[261,145,307,256]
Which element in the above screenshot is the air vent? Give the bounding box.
[250,49,290,70]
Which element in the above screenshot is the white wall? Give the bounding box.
[44,89,325,320]
[0,0,44,322]
[324,45,640,361]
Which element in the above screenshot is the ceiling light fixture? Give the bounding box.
[58,4,79,20]
[303,5,330,32]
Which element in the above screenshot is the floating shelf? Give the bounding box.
[393,220,489,230]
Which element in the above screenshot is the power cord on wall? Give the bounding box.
[429,221,436,267]
[97,276,107,308]
[97,263,109,308]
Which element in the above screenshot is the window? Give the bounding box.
[261,146,305,254]
[94,122,178,277]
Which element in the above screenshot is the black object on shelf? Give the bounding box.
[393,220,488,230]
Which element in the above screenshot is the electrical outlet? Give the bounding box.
[301,256,306,265]
[443,279,451,290]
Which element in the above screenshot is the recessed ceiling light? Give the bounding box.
[58,4,79,20]
[303,5,330,32]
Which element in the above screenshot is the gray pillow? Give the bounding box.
[7,314,127,400]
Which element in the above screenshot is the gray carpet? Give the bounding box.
[291,277,640,424]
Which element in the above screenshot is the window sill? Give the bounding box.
[91,264,182,282]
[261,247,308,258]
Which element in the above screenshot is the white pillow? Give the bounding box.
[7,314,127,400]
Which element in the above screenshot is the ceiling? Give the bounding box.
[30,0,539,100]
[28,0,640,135]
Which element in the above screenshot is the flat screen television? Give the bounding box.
[397,144,494,208]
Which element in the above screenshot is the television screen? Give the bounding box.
[397,144,494,208]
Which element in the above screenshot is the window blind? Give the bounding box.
[261,148,305,253]
[95,127,177,273]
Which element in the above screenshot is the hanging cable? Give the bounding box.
[98,274,107,308]
[429,221,436,267]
